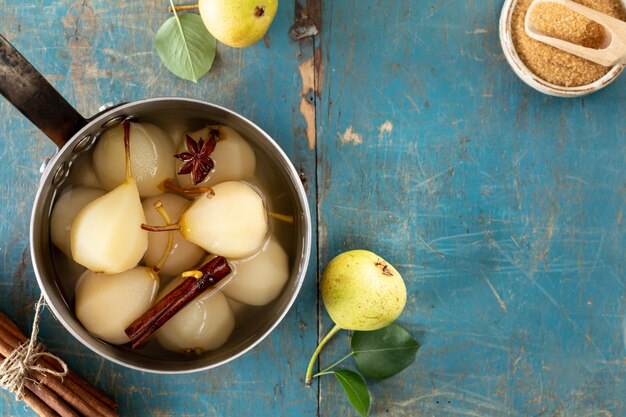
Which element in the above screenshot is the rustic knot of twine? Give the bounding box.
[0,294,68,400]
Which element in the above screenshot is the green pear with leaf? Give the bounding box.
[305,250,407,386]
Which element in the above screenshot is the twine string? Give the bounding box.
[0,294,69,399]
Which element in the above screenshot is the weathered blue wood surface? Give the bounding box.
[1,0,625,416]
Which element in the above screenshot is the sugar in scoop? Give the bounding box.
[529,1,606,47]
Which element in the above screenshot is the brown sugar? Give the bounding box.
[530,3,606,48]
[511,0,626,87]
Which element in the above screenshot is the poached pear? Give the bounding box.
[51,187,105,258]
[70,179,148,273]
[142,193,206,276]
[179,181,268,258]
[93,122,175,197]
[75,266,159,345]
[155,275,235,353]
[70,121,148,274]
[175,125,256,188]
[223,235,289,305]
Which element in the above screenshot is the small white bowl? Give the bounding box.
[499,0,626,97]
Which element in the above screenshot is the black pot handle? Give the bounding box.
[0,35,87,148]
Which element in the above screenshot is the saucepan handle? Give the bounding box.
[0,34,87,148]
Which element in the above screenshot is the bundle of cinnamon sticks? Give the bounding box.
[0,312,118,417]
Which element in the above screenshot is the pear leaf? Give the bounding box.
[351,323,420,380]
[156,12,216,82]
[332,370,370,417]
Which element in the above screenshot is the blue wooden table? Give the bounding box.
[1,1,625,416]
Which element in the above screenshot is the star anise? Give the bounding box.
[174,130,219,184]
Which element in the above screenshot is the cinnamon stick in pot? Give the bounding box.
[125,256,231,348]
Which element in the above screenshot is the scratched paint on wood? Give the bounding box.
[299,57,317,149]
[0,1,318,416]
[316,1,626,416]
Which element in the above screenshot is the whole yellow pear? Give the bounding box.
[198,0,278,48]
[321,250,407,331]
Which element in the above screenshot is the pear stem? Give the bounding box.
[168,4,199,12]
[161,180,215,197]
[141,223,181,232]
[182,270,203,279]
[305,323,342,387]
[268,211,295,223]
[152,201,175,272]
[123,120,132,181]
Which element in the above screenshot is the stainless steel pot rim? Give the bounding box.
[30,97,312,374]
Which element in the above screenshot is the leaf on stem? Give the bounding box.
[333,370,370,417]
[351,323,420,379]
[156,12,216,82]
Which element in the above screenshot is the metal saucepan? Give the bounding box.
[0,35,311,373]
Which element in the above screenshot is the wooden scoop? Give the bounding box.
[525,0,626,66]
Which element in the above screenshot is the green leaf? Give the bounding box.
[155,12,216,82]
[351,323,420,380]
[333,370,370,417]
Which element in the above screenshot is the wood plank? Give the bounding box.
[0,1,319,416]
[317,0,626,416]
